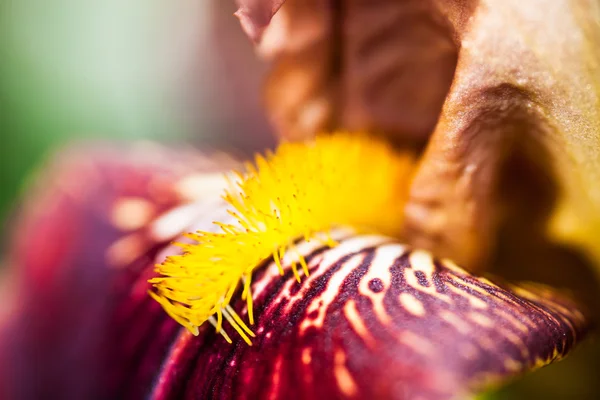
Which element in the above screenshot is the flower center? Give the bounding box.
[149,132,414,344]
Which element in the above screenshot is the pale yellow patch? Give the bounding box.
[504,358,522,372]
[280,230,369,314]
[300,253,364,334]
[439,310,470,334]
[268,354,283,400]
[357,244,406,325]
[175,172,228,201]
[493,308,530,334]
[409,250,436,282]
[344,299,376,348]
[468,312,494,328]
[334,348,358,397]
[150,203,204,242]
[302,347,312,365]
[450,287,488,309]
[399,293,426,317]
[111,197,155,231]
[106,234,146,268]
[404,268,452,304]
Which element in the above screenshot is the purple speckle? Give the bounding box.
[368,278,384,293]
[414,271,430,287]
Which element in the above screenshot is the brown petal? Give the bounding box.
[250,0,458,143]
[238,0,600,277]
[404,0,600,272]
[151,233,589,400]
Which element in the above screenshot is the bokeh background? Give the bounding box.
[0,1,597,399]
[0,0,273,245]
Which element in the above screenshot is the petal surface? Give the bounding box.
[151,233,589,400]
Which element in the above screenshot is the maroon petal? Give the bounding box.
[1,143,236,399]
[150,234,589,400]
[0,144,591,400]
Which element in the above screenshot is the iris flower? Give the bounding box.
[1,1,600,399]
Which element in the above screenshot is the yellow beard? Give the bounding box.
[149,132,414,344]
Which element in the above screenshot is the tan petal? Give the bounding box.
[237,1,600,278]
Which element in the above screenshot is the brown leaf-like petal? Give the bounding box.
[239,0,600,276]
[150,233,589,400]
[252,0,458,143]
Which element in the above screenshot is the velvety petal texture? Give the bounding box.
[254,0,457,143]
[1,144,236,399]
[0,145,590,400]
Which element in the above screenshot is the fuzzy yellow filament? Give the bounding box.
[149,133,414,344]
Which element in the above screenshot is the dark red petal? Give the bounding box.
[1,144,591,400]
[151,235,589,400]
[1,143,235,399]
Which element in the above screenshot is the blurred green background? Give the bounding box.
[1,0,183,231]
[0,0,271,238]
[0,1,597,399]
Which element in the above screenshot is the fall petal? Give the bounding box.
[151,233,589,400]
